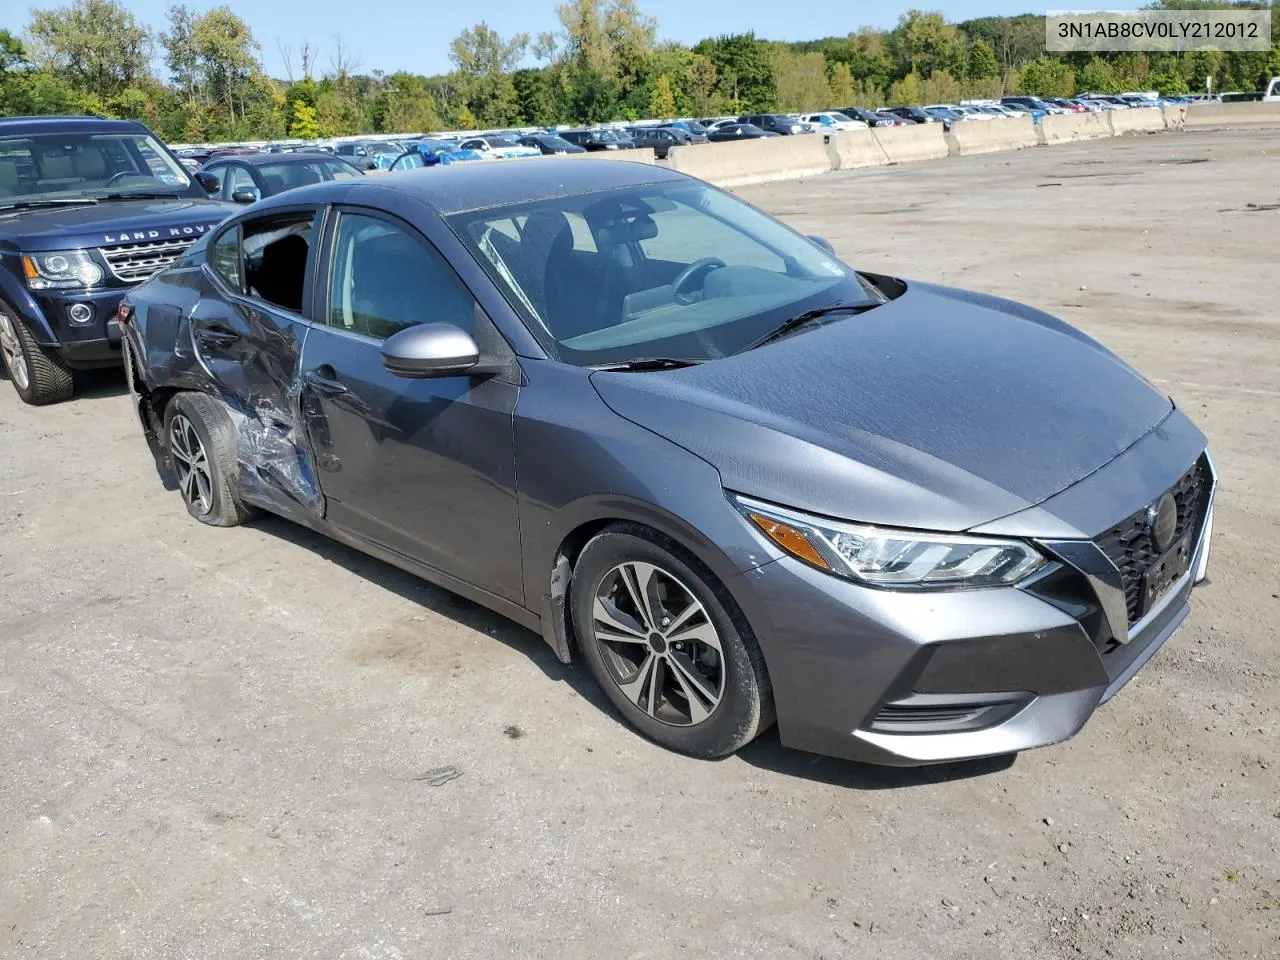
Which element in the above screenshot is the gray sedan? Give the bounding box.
[118,159,1214,766]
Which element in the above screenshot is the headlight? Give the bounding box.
[23,250,105,290]
[733,494,1045,588]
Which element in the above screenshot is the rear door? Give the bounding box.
[193,206,323,516]
[298,206,523,601]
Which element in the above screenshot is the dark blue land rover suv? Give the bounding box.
[0,116,233,405]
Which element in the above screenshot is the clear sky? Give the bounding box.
[104,0,1041,78]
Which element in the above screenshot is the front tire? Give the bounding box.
[571,524,774,758]
[164,393,255,527]
[0,306,74,406]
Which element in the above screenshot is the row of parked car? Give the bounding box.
[175,90,1207,177]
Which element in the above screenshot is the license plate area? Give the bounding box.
[1141,534,1191,617]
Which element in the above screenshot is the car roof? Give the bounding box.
[248,156,686,217]
[0,116,152,136]
[210,152,345,166]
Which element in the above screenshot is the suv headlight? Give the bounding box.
[23,250,105,290]
[733,494,1045,588]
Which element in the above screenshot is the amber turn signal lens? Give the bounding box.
[748,513,830,569]
[21,256,39,281]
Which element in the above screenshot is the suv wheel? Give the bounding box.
[571,524,774,758]
[0,306,74,405]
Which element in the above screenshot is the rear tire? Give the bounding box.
[570,524,774,758]
[0,306,74,406]
[163,392,255,527]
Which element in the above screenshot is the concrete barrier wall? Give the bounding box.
[1162,105,1188,130]
[667,134,831,187]
[872,123,949,163]
[1184,102,1280,128]
[945,115,1038,156]
[824,130,886,170]
[1108,108,1166,135]
[560,147,657,164]
[1037,112,1113,145]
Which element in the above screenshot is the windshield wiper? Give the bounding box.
[738,300,877,353]
[0,198,100,210]
[590,357,702,372]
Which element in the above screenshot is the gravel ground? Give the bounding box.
[1,128,1277,960]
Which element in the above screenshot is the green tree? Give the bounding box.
[694,33,775,111]
[649,73,676,117]
[968,38,999,80]
[1076,56,1118,94]
[1016,57,1075,98]
[378,72,442,132]
[27,0,152,101]
[827,61,855,106]
[450,22,528,126]
[289,100,322,138]
[512,68,558,125]
[771,49,830,111]
[684,54,718,115]
[891,10,960,79]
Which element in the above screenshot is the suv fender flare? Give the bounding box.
[0,270,57,345]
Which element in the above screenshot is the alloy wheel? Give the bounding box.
[169,413,213,515]
[591,561,726,726]
[0,313,30,392]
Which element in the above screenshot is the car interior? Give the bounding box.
[470,192,830,350]
[242,216,314,312]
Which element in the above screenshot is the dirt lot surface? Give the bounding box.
[2,129,1277,960]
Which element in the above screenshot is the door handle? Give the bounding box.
[195,324,241,346]
[305,368,348,395]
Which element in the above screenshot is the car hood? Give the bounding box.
[0,197,233,251]
[590,281,1174,532]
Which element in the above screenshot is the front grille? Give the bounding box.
[99,236,198,283]
[1094,458,1210,625]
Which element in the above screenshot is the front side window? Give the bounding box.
[0,131,193,206]
[223,165,258,201]
[327,213,474,341]
[449,181,878,366]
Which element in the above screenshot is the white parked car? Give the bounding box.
[948,105,994,121]
[799,112,870,132]
[456,136,543,160]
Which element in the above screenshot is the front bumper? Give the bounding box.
[732,451,1215,767]
[30,287,127,368]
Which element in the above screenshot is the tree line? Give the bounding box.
[2,0,1279,143]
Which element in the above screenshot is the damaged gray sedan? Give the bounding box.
[119,160,1215,766]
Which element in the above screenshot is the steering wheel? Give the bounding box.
[106,171,140,185]
[672,257,726,306]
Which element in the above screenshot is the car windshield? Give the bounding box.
[539,136,575,149]
[680,121,708,134]
[488,136,521,147]
[0,130,192,206]
[258,158,361,190]
[592,130,621,142]
[449,181,879,366]
[829,112,854,122]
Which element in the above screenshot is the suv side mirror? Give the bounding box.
[195,171,219,193]
[381,323,480,378]
[231,189,257,204]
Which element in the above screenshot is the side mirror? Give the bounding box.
[808,234,836,254]
[231,189,257,204]
[381,323,480,379]
[195,171,220,193]
[363,159,378,171]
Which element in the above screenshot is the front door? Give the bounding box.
[299,208,523,602]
